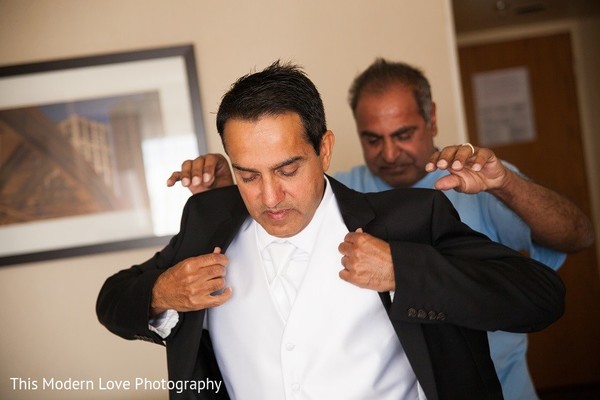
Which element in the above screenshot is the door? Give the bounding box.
[458,33,600,390]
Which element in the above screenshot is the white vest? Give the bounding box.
[208,195,420,399]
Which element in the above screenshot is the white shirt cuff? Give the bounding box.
[148,309,179,338]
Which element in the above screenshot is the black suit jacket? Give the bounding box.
[97,176,565,400]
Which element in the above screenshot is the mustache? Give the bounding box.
[261,205,292,213]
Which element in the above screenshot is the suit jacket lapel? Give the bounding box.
[328,176,375,232]
[328,175,439,400]
[168,187,249,382]
[329,177,390,307]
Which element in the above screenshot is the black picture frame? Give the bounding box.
[0,45,206,266]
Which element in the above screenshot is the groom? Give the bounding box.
[97,61,564,400]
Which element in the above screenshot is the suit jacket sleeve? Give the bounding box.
[380,189,565,333]
[96,185,246,346]
[95,210,190,345]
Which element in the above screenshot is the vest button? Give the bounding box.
[285,343,295,351]
[291,383,300,391]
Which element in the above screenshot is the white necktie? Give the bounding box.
[264,241,304,321]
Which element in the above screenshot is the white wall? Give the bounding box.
[0,0,465,398]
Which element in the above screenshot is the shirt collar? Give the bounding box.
[255,175,334,255]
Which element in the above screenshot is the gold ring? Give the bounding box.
[461,142,475,156]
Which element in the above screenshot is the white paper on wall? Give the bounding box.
[472,67,536,147]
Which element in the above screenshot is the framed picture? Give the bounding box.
[0,45,207,266]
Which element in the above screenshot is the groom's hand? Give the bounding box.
[150,247,231,315]
[338,229,395,292]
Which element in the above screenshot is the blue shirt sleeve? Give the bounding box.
[478,190,566,270]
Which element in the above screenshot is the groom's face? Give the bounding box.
[223,112,333,238]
